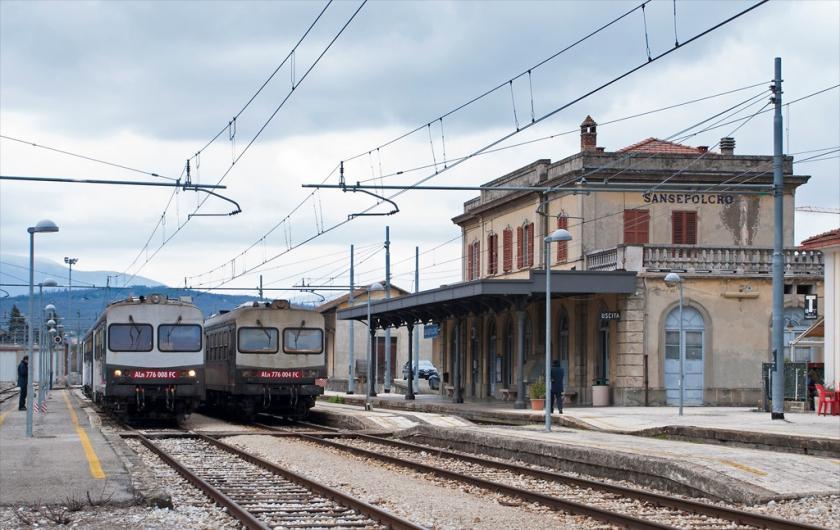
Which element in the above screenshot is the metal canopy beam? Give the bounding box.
[338,270,636,325]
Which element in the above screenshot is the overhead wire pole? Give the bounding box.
[413,246,420,394]
[384,226,392,393]
[348,244,356,394]
[771,57,785,420]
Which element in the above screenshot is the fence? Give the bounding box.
[761,362,823,410]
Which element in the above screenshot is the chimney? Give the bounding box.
[720,137,735,155]
[697,146,708,154]
[580,115,597,152]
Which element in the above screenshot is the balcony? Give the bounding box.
[584,244,824,276]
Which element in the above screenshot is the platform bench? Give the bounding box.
[444,385,455,398]
[501,389,517,401]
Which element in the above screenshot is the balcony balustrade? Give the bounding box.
[584,244,824,276]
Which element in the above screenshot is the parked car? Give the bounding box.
[402,360,439,380]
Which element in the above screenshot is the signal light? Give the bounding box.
[188,369,196,377]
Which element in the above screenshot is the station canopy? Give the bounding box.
[337,270,637,328]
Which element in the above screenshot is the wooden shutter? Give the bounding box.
[503,229,512,272]
[672,211,698,244]
[623,210,650,245]
[467,242,474,281]
[474,241,481,278]
[516,226,524,269]
[556,216,568,262]
[527,223,535,267]
[488,234,497,275]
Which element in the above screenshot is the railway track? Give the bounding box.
[129,429,422,530]
[266,422,823,530]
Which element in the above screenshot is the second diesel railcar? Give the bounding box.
[82,294,205,421]
[204,299,326,419]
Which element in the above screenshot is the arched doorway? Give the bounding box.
[487,320,497,397]
[665,306,705,406]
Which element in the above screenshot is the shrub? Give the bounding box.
[529,377,546,399]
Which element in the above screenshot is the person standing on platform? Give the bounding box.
[17,356,29,410]
[550,360,564,414]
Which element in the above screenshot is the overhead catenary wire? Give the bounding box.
[195,0,770,292]
[122,1,367,286]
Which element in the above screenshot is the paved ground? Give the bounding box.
[0,388,134,506]
[319,390,840,501]
[323,389,840,439]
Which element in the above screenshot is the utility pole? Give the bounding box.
[384,226,392,393]
[64,257,77,382]
[413,246,420,393]
[347,244,356,394]
[771,57,785,420]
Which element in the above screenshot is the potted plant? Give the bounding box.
[592,378,610,407]
[529,377,546,410]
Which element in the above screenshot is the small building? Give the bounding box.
[801,228,840,388]
[319,284,435,392]
[339,117,824,407]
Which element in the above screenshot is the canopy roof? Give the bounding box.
[337,270,637,328]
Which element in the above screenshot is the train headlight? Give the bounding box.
[114,369,122,377]
[188,369,196,377]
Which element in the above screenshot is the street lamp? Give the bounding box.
[665,272,685,417]
[37,280,58,409]
[26,219,59,437]
[64,257,78,378]
[366,282,384,403]
[544,228,572,432]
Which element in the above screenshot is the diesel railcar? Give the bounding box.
[203,299,325,419]
[82,294,204,421]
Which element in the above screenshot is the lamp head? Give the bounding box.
[64,257,78,265]
[46,319,56,327]
[545,228,572,243]
[664,272,682,285]
[28,219,59,234]
[368,282,385,293]
[45,303,56,313]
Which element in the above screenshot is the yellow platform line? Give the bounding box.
[62,391,105,479]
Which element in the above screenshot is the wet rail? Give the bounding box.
[129,429,422,530]
[278,426,824,530]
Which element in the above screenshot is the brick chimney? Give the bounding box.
[720,137,735,155]
[580,115,597,152]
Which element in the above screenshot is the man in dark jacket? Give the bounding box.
[550,360,564,414]
[17,356,29,410]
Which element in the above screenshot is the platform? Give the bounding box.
[0,388,134,506]
[316,391,840,503]
[321,390,840,456]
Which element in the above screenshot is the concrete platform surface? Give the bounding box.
[322,390,839,454]
[0,389,134,506]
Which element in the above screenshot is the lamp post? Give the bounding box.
[37,282,58,409]
[544,228,572,432]
[366,282,384,404]
[665,272,684,417]
[64,257,78,380]
[44,305,55,395]
[26,219,59,437]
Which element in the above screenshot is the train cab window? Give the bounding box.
[283,328,323,354]
[158,324,203,352]
[238,327,279,353]
[108,324,153,352]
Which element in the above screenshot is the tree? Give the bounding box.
[8,305,28,344]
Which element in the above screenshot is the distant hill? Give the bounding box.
[0,286,259,334]
[1,255,162,297]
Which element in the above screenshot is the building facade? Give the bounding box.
[339,117,824,408]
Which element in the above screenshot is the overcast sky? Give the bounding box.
[1,0,838,300]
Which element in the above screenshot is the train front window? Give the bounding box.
[283,328,323,354]
[108,324,153,352]
[238,327,279,353]
[158,324,202,352]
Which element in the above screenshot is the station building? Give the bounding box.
[320,284,435,392]
[338,117,824,407]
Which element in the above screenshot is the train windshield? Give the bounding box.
[158,324,203,352]
[283,328,323,354]
[108,324,153,352]
[238,327,279,353]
